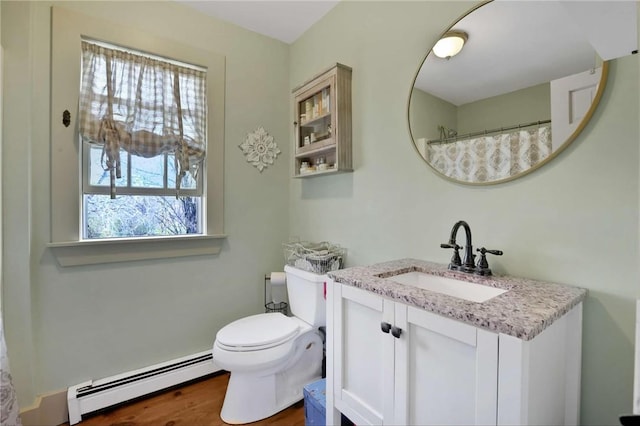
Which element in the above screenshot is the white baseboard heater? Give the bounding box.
[67,350,220,425]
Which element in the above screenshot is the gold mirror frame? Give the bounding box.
[407,0,609,186]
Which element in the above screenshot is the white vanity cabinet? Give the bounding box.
[326,282,497,426]
[326,277,583,426]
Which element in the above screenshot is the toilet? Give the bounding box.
[212,265,326,424]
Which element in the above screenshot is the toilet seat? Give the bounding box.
[215,313,300,352]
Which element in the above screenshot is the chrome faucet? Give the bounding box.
[440,220,503,276]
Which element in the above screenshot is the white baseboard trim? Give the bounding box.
[19,351,219,426]
[67,351,219,424]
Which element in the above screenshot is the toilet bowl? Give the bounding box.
[212,266,327,424]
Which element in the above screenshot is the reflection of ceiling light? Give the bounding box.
[433,31,468,59]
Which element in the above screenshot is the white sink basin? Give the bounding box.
[388,271,507,303]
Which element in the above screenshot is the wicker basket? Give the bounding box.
[283,241,346,274]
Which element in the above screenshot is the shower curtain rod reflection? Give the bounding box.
[427,119,551,145]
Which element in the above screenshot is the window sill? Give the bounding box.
[47,234,227,267]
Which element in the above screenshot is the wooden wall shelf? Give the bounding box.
[292,63,352,178]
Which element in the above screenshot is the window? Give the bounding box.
[79,39,207,239]
[83,147,202,238]
[50,7,225,265]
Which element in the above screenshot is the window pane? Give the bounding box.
[89,145,128,187]
[167,153,197,189]
[84,194,201,239]
[130,154,165,188]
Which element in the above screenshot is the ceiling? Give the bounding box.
[177,1,339,44]
[415,1,638,106]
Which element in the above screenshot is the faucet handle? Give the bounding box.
[440,243,461,250]
[475,247,503,276]
[478,247,503,256]
[441,243,462,269]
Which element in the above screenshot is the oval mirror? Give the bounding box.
[408,0,609,184]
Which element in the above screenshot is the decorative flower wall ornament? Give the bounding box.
[239,127,281,172]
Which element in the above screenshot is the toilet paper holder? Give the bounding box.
[264,273,288,315]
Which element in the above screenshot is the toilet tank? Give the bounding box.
[284,265,326,327]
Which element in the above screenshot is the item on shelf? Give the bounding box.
[322,88,330,114]
[315,131,329,141]
[305,100,313,120]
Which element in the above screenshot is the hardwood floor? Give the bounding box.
[63,372,306,426]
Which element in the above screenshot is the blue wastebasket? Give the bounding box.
[303,379,326,426]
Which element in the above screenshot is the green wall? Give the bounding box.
[409,88,457,143]
[457,82,551,134]
[2,0,290,408]
[290,2,638,425]
[409,82,550,149]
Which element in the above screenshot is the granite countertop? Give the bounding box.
[327,258,587,341]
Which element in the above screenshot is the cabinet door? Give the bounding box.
[293,72,336,177]
[394,305,498,426]
[332,284,395,425]
[294,77,335,156]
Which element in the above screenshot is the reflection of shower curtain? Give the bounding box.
[427,125,552,183]
[1,316,21,426]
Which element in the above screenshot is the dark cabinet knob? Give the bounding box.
[381,322,392,333]
[391,326,402,339]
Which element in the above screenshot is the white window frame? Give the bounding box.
[82,145,203,198]
[81,144,205,240]
[49,6,226,266]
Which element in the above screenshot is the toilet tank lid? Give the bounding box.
[284,265,327,282]
[216,313,299,348]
